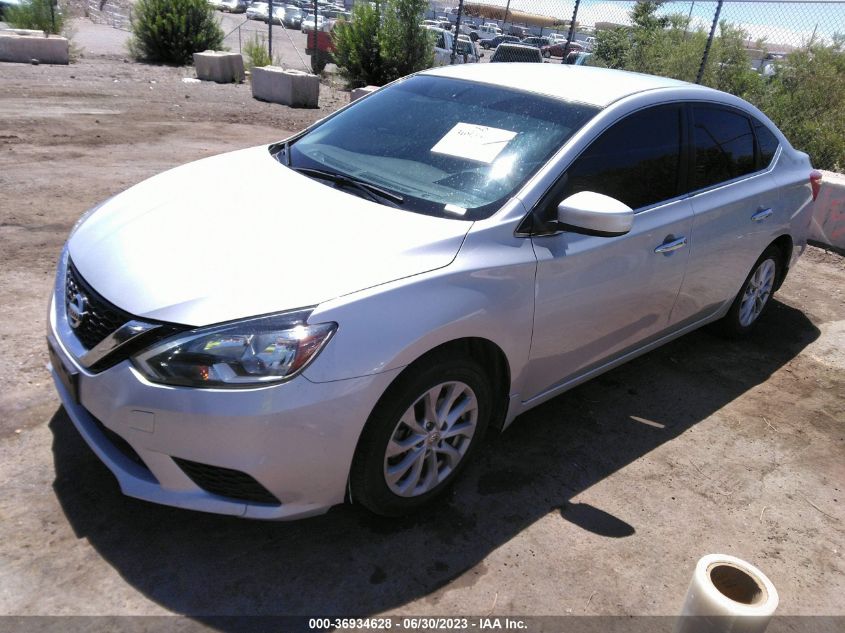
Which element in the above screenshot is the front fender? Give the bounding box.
[303,216,537,394]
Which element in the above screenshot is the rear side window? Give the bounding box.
[559,104,683,210]
[754,119,779,168]
[692,106,756,189]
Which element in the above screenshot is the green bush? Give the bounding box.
[380,0,434,79]
[332,2,387,88]
[129,0,224,65]
[4,0,63,35]
[243,33,272,71]
[757,38,845,171]
[592,1,843,170]
[333,0,433,88]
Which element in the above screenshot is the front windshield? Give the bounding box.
[287,75,599,220]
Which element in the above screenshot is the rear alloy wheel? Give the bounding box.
[717,246,782,337]
[351,355,491,516]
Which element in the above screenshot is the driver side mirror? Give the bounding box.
[556,191,633,237]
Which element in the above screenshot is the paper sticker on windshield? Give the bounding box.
[431,123,517,164]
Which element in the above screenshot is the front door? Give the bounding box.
[523,104,694,401]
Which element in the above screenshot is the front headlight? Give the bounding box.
[133,310,336,388]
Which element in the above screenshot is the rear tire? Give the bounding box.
[716,246,782,337]
[350,354,491,517]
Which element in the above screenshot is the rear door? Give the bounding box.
[670,104,782,327]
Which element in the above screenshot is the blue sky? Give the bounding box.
[456,0,845,46]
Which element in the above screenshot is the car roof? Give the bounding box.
[420,64,698,108]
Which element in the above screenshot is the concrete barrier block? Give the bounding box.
[193,50,245,84]
[349,85,379,102]
[251,66,319,108]
[810,170,845,252]
[0,31,69,65]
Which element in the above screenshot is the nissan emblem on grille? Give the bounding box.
[67,292,88,329]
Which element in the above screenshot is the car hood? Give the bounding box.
[68,146,472,327]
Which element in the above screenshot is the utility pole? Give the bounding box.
[268,0,273,60]
[696,0,723,84]
[450,0,465,64]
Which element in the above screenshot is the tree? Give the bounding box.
[129,0,224,65]
[4,0,63,34]
[332,1,387,88]
[380,0,434,79]
[757,38,845,171]
[333,0,433,88]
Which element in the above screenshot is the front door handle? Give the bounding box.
[654,236,688,254]
[751,208,773,222]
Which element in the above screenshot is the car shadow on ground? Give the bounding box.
[49,299,819,626]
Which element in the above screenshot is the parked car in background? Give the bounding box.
[507,25,530,38]
[541,40,584,58]
[301,13,325,31]
[565,51,593,65]
[48,65,815,521]
[521,36,551,49]
[425,26,460,66]
[481,34,519,50]
[490,43,544,62]
[281,5,302,27]
[473,23,502,43]
[246,1,269,20]
[218,0,247,12]
[457,33,481,63]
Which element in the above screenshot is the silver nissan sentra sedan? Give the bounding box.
[47,64,819,519]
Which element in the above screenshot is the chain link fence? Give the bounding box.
[434,0,845,170]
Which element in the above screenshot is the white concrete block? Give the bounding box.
[251,66,319,108]
[193,50,245,84]
[810,170,845,252]
[349,85,379,102]
[0,30,69,65]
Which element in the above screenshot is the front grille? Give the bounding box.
[91,416,157,481]
[64,260,186,372]
[172,457,281,506]
[65,262,134,350]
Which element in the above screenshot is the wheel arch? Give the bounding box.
[373,337,512,433]
[768,234,793,290]
[345,336,511,505]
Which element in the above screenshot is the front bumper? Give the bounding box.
[47,293,401,520]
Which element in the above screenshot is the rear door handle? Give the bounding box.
[751,208,773,222]
[654,236,688,254]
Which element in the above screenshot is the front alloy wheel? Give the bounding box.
[351,354,491,516]
[384,381,478,498]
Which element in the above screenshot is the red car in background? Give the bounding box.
[540,40,585,59]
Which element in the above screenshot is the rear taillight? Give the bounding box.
[810,170,823,201]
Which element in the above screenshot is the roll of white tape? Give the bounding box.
[676,554,779,633]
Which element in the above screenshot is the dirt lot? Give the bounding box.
[0,55,843,627]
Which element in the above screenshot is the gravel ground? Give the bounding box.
[0,55,843,627]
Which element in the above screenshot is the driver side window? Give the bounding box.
[559,104,684,211]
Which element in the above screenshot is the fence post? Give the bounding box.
[268,3,273,61]
[450,0,465,65]
[503,0,511,32]
[696,0,723,84]
[562,0,581,62]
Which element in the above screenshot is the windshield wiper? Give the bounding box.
[292,167,404,205]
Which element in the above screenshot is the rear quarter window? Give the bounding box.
[692,105,756,190]
[754,120,780,168]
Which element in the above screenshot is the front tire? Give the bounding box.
[350,354,491,517]
[717,246,782,337]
